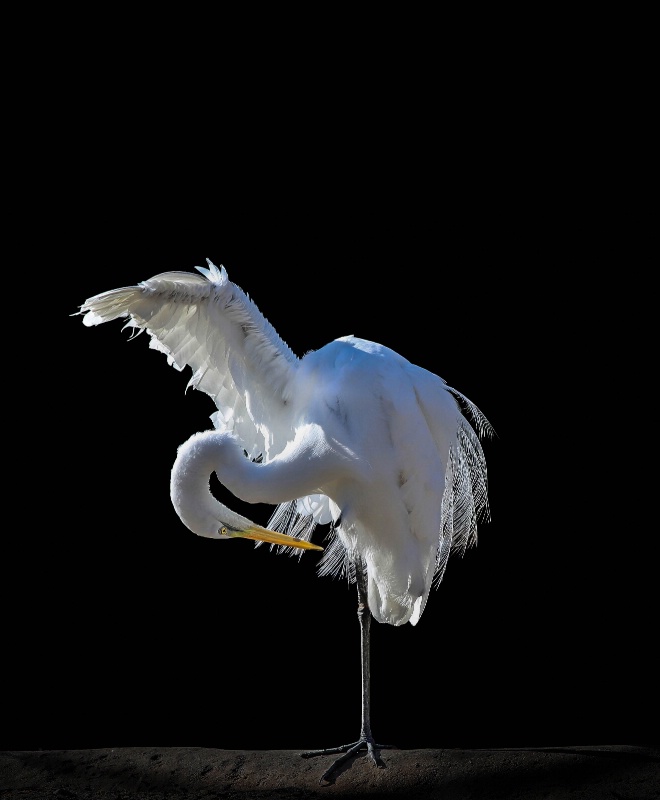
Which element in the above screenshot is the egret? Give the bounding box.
[77,260,493,783]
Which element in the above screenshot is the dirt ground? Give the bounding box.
[1,745,658,799]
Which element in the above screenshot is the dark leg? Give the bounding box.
[300,558,394,784]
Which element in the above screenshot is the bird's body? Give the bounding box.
[78,260,493,781]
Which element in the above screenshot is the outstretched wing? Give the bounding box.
[78,260,299,462]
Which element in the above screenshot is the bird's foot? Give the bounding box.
[301,738,394,784]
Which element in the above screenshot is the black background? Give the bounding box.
[4,62,655,753]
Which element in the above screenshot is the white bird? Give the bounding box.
[77,259,493,784]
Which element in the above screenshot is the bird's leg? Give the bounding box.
[300,558,394,784]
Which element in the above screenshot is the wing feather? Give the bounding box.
[78,261,299,460]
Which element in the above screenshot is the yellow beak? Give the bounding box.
[224,524,323,551]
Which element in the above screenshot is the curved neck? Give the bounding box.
[169,431,233,538]
[170,426,350,537]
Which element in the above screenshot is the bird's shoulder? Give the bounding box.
[304,335,412,370]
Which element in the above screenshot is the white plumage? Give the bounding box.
[78,259,493,781]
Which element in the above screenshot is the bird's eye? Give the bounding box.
[220,527,227,536]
